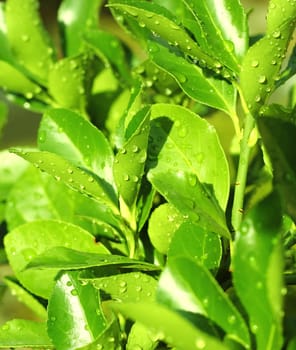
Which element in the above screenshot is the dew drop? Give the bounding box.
[132,175,139,183]
[258,75,267,84]
[66,281,72,287]
[251,323,258,334]
[135,286,142,292]
[178,126,187,138]
[195,339,206,349]
[132,145,139,153]
[119,281,127,288]
[272,31,281,39]
[22,248,36,261]
[88,176,94,183]
[123,174,130,181]
[188,174,197,187]
[251,60,259,68]
[38,130,46,143]
[255,95,261,102]
[227,315,236,324]
[71,289,78,296]
[96,345,103,350]
[1,324,10,331]
[21,34,29,42]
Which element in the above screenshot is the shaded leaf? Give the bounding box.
[4,276,47,320]
[24,246,159,272]
[5,0,55,83]
[168,221,222,273]
[233,192,284,350]
[58,0,103,56]
[0,319,52,348]
[157,257,250,348]
[111,301,229,350]
[4,220,109,298]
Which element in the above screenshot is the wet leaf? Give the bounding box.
[10,149,118,213]
[0,319,52,348]
[147,104,230,239]
[24,246,159,272]
[147,42,236,115]
[4,220,109,298]
[48,270,107,350]
[58,0,103,56]
[111,301,229,350]
[38,108,115,191]
[168,221,222,273]
[5,0,55,83]
[126,322,157,350]
[157,257,250,348]
[233,192,284,350]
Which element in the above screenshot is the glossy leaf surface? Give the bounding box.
[89,271,157,302]
[4,220,108,298]
[48,53,98,114]
[0,319,52,348]
[157,257,250,348]
[168,221,222,273]
[182,0,248,73]
[111,301,228,350]
[114,107,150,207]
[0,3,14,63]
[147,42,236,115]
[5,0,55,83]
[258,114,296,222]
[11,149,118,212]
[24,246,158,271]
[233,193,284,350]
[266,0,296,34]
[4,276,47,320]
[38,108,115,189]
[148,104,230,238]
[148,203,184,254]
[48,270,107,350]
[58,0,103,56]
[126,322,157,350]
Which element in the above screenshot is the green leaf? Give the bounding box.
[0,60,43,98]
[48,270,107,350]
[0,3,14,63]
[5,0,55,83]
[0,101,7,138]
[240,16,296,115]
[111,301,229,350]
[89,271,157,302]
[24,246,159,272]
[127,322,157,350]
[182,0,248,73]
[232,192,284,350]
[83,29,131,84]
[38,108,116,190]
[4,276,47,320]
[4,220,109,298]
[10,149,118,213]
[147,42,237,115]
[157,257,250,348]
[168,221,222,273]
[148,203,184,254]
[148,104,230,239]
[0,319,52,348]
[266,0,296,34]
[58,0,103,56]
[113,107,150,208]
[258,115,296,222]
[48,52,98,114]
[108,0,232,78]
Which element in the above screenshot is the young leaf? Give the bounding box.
[4,276,47,320]
[24,246,158,272]
[148,104,230,239]
[148,203,184,254]
[111,301,229,350]
[127,322,157,350]
[168,221,222,274]
[58,0,103,56]
[4,220,109,298]
[182,0,248,73]
[48,270,107,350]
[258,114,296,222]
[48,52,99,114]
[147,42,237,115]
[5,0,55,83]
[157,257,250,348]
[232,192,284,350]
[10,149,118,213]
[266,0,296,34]
[0,319,53,348]
[38,108,116,191]
[89,271,157,302]
[113,106,150,209]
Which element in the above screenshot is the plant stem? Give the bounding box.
[231,110,255,233]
